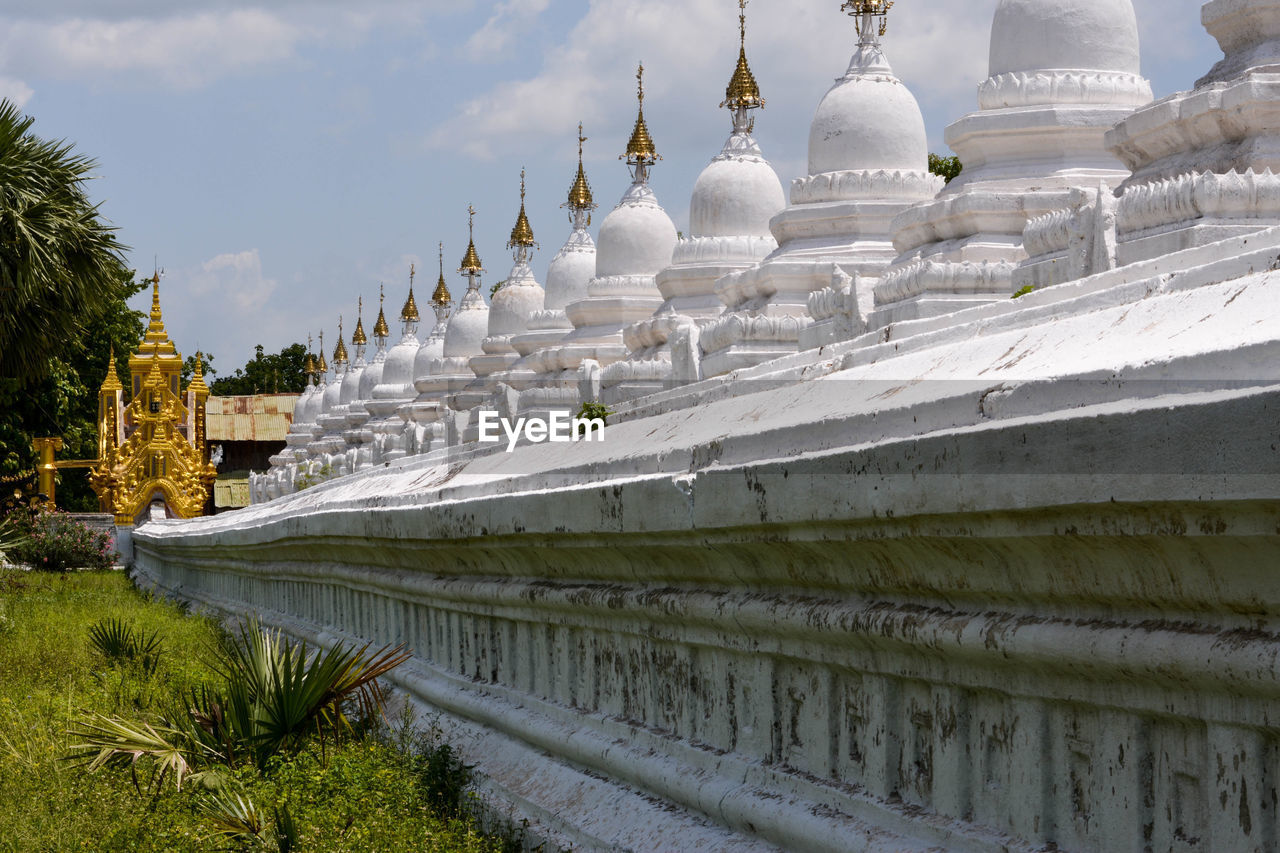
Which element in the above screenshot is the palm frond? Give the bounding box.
[65,713,197,792]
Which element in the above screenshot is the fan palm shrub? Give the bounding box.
[68,618,410,788]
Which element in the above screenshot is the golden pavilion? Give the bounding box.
[89,274,217,525]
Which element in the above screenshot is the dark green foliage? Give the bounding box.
[928,153,963,184]
[89,617,163,675]
[574,401,611,437]
[0,99,133,386]
[211,343,308,396]
[1013,284,1036,299]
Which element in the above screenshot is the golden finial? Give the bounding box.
[373,284,390,338]
[318,331,328,375]
[333,316,349,364]
[304,334,317,378]
[352,296,368,346]
[400,264,420,323]
[459,205,485,274]
[432,242,452,306]
[623,63,660,166]
[508,168,537,250]
[722,0,764,113]
[565,122,597,215]
[841,0,894,38]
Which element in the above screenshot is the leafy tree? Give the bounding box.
[211,343,308,396]
[0,270,146,511]
[929,153,963,184]
[0,99,132,386]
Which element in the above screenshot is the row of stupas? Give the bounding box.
[255,0,1265,502]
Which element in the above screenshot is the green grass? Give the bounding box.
[0,570,505,852]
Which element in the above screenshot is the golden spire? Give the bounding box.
[508,168,537,251]
[188,350,209,396]
[459,205,485,274]
[333,316,349,364]
[842,0,894,38]
[432,242,452,306]
[722,0,764,113]
[565,122,597,214]
[623,63,660,166]
[400,264,420,323]
[304,334,317,379]
[138,270,177,357]
[101,345,123,393]
[318,331,328,375]
[373,284,390,338]
[352,296,368,346]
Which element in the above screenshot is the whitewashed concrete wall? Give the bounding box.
[134,377,1280,852]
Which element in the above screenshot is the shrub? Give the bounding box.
[4,505,117,571]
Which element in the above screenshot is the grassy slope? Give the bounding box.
[0,570,501,853]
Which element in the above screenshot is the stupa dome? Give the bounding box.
[989,0,1141,78]
[488,266,543,337]
[443,302,489,359]
[413,334,445,381]
[690,152,784,238]
[808,46,928,177]
[376,337,418,398]
[544,233,595,312]
[594,188,677,278]
[358,359,384,399]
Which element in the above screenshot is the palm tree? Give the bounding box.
[0,99,131,385]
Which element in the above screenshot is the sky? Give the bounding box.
[3,0,1219,375]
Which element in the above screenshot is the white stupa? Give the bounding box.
[875,0,1151,320]
[346,291,391,472]
[258,337,323,500]
[461,171,546,441]
[337,300,370,472]
[365,271,421,464]
[602,0,785,401]
[437,210,492,442]
[701,1,942,376]
[549,65,678,409]
[401,250,454,457]
[516,126,599,420]
[1095,0,1280,265]
[310,325,350,475]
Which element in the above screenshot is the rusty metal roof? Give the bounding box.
[206,394,296,442]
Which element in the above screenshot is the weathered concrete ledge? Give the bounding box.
[135,377,1280,852]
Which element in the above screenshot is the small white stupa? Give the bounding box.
[365,269,421,464]
[438,209,492,441]
[259,335,323,500]
[337,298,370,472]
[701,0,942,376]
[602,0,785,400]
[876,0,1151,319]
[310,323,351,475]
[347,290,391,472]
[401,248,454,457]
[516,125,599,421]
[551,65,678,408]
[461,171,546,440]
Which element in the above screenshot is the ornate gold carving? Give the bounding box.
[722,0,764,113]
[400,264,420,323]
[623,64,660,166]
[459,205,485,274]
[565,123,597,216]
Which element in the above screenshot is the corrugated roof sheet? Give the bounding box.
[206,394,296,441]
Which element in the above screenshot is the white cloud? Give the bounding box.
[0,1,446,89]
[187,249,277,312]
[465,0,551,57]
[0,76,33,106]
